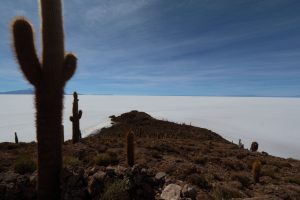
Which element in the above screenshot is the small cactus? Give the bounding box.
[250,141,258,152]
[252,160,262,183]
[14,132,19,144]
[238,139,244,149]
[70,92,82,143]
[126,130,135,167]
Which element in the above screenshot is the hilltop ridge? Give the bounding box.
[0,111,299,199]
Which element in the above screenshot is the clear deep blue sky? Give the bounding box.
[1,0,300,96]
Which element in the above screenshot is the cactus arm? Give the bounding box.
[12,18,41,86]
[63,53,77,82]
[78,110,82,118]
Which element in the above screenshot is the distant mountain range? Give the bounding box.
[0,89,299,97]
[0,89,34,94]
[0,89,81,95]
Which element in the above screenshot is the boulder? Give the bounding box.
[155,172,167,181]
[161,184,182,200]
[181,184,197,200]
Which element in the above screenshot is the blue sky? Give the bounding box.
[0,0,300,96]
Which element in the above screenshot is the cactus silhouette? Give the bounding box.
[250,141,259,152]
[126,130,135,167]
[70,91,82,143]
[11,0,77,199]
[14,132,19,144]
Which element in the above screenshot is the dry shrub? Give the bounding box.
[94,152,119,166]
[14,155,36,174]
[231,173,251,188]
[252,160,262,183]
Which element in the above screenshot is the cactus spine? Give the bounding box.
[70,91,82,143]
[126,130,135,167]
[11,0,77,199]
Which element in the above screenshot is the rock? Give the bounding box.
[62,168,89,200]
[93,171,106,182]
[29,171,37,184]
[0,171,19,182]
[161,184,182,200]
[105,166,116,177]
[181,184,197,200]
[0,173,37,200]
[88,176,103,198]
[112,165,127,177]
[155,172,166,181]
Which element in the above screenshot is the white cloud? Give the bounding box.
[85,0,151,24]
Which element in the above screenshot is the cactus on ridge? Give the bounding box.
[14,132,19,144]
[250,141,259,152]
[70,91,82,143]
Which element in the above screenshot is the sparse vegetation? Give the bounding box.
[187,173,210,189]
[14,155,36,174]
[193,155,208,165]
[63,156,82,168]
[212,184,243,200]
[231,173,251,188]
[94,152,119,166]
[102,179,130,200]
[149,149,162,159]
[284,177,300,185]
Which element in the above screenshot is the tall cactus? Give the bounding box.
[14,132,19,144]
[11,0,77,199]
[70,91,82,143]
[126,130,135,167]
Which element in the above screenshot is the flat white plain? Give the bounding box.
[0,95,299,159]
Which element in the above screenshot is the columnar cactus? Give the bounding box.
[250,141,259,152]
[70,91,82,143]
[14,132,19,144]
[126,130,135,167]
[11,0,77,199]
[252,160,262,184]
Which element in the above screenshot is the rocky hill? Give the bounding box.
[0,111,299,199]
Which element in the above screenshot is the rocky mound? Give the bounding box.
[110,110,153,124]
[0,111,299,200]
